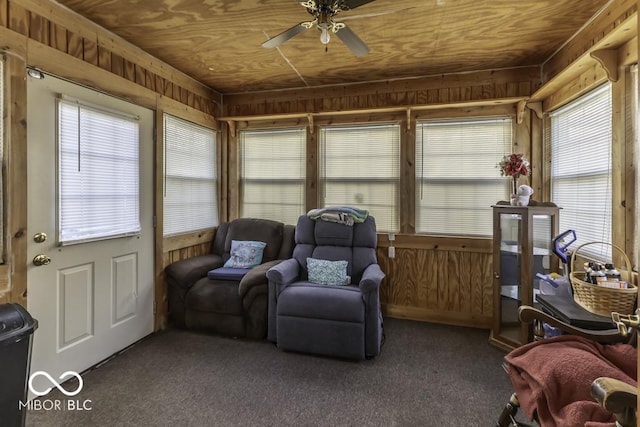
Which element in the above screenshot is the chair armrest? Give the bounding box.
[591,377,637,427]
[358,263,385,294]
[266,258,300,288]
[518,305,625,344]
[238,260,284,298]
[165,254,223,290]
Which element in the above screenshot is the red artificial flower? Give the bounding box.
[498,153,531,178]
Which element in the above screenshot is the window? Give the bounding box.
[58,97,140,244]
[163,114,218,236]
[549,83,612,260]
[319,123,400,232]
[416,117,512,236]
[631,64,638,270]
[0,57,4,260]
[239,128,306,225]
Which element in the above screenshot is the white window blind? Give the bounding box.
[163,114,218,236]
[549,83,612,260]
[0,58,4,261]
[319,123,400,232]
[240,127,306,225]
[416,117,512,236]
[58,98,140,244]
[631,64,638,270]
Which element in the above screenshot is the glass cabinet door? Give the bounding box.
[531,213,554,300]
[490,204,559,351]
[497,212,522,345]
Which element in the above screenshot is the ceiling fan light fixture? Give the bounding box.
[262,0,375,56]
[320,27,331,44]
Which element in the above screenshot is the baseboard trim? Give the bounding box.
[382,304,492,329]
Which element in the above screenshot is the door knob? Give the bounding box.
[33,254,51,266]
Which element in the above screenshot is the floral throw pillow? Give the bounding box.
[306,257,349,286]
[223,240,267,269]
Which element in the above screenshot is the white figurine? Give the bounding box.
[517,185,534,207]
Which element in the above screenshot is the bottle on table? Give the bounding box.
[604,263,621,281]
[589,264,606,285]
[584,262,593,283]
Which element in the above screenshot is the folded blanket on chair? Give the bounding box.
[307,206,369,225]
[504,335,637,427]
[319,212,354,226]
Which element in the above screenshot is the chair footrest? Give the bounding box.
[207,267,250,281]
[277,284,364,322]
[277,315,365,360]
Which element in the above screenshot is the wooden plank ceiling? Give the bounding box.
[54,0,609,94]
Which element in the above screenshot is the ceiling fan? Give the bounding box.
[262,0,377,57]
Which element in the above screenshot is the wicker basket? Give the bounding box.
[569,242,637,317]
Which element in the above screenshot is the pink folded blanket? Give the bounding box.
[504,335,637,427]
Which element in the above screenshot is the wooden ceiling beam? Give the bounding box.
[218,97,526,123]
[224,67,541,105]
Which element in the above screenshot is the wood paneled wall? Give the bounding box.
[377,236,493,328]
[3,0,221,116]
[0,40,28,306]
[224,68,541,117]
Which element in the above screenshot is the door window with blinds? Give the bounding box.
[57,97,140,244]
[163,114,218,236]
[240,128,306,225]
[549,83,612,260]
[319,123,400,232]
[416,117,512,236]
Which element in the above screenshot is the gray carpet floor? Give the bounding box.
[26,318,514,426]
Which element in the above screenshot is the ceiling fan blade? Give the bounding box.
[335,24,370,57]
[262,23,309,49]
[340,0,377,10]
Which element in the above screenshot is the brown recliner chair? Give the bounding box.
[165,218,295,338]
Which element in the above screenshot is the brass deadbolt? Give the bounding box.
[33,232,47,243]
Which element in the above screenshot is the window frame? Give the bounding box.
[57,95,141,246]
[162,113,219,237]
[414,115,514,237]
[238,126,307,225]
[318,122,401,233]
[548,83,613,261]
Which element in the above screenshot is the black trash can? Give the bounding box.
[0,303,38,427]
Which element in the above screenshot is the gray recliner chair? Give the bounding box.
[266,214,385,360]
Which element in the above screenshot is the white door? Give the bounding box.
[26,74,154,394]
